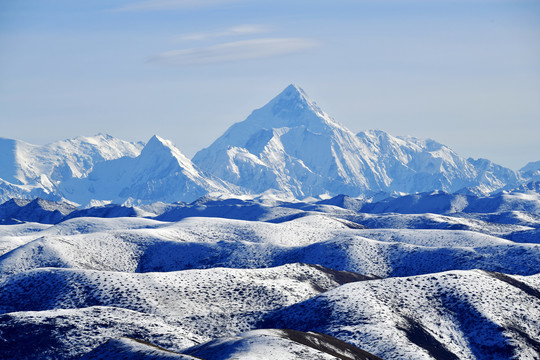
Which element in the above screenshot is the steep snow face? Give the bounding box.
[0,135,142,185]
[193,85,383,198]
[45,134,144,179]
[193,85,519,198]
[358,131,519,194]
[59,135,239,205]
[520,161,540,181]
[0,135,143,202]
[0,139,21,185]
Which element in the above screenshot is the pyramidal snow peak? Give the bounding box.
[192,84,382,198]
[193,84,520,198]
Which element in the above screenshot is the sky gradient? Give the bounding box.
[1,0,539,170]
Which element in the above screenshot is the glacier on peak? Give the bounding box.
[193,84,521,198]
[58,135,240,205]
[0,85,533,204]
[520,160,540,181]
[0,134,144,203]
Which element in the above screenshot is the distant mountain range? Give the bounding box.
[1,103,539,359]
[0,85,536,205]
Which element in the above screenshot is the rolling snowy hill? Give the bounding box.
[0,215,538,280]
[81,330,383,360]
[263,270,540,359]
[0,197,539,359]
[0,263,370,359]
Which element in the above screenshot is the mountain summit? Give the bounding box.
[193,85,520,198]
[193,84,379,197]
[251,84,343,131]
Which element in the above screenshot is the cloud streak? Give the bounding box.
[113,0,243,11]
[148,38,320,66]
[176,24,271,42]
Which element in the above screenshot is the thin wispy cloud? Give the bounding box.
[113,0,242,12]
[148,38,320,66]
[176,24,271,42]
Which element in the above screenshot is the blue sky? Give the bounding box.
[1,0,539,170]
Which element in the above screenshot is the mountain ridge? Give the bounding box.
[193,84,525,199]
[0,85,536,204]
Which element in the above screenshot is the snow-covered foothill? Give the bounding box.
[0,264,368,359]
[180,329,383,360]
[264,270,540,360]
[0,216,538,280]
[0,306,197,360]
[80,337,200,360]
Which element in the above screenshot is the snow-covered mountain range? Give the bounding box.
[193,84,524,198]
[0,134,143,203]
[58,135,239,205]
[0,85,536,205]
[1,85,539,359]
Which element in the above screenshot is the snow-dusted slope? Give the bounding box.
[264,270,540,359]
[0,135,143,202]
[0,264,364,359]
[0,198,76,224]
[0,306,197,360]
[80,337,200,360]
[316,194,365,212]
[59,135,239,205]
[360,191,472,214]
[180,329,383,360]
[0,222,51,256]
[0,198,539,359]
[348,212,533,239]
[82,330,383,360]
[193,85,519,198]
[1,216,537,280]
[0,264,357,321]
